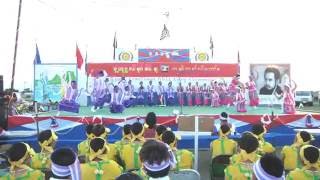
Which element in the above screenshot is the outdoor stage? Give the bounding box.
[3,106,320,151]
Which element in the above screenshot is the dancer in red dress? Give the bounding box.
[235,85,247,113]
[186,82,193,106]
[246,75,259,107]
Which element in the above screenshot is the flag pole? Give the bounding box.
[85,50,88,91]
[113,32,117,60]
[10,0,23,93]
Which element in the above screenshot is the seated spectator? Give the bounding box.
[139,140,177,180]
[286,145,320,179]
[281,131,313,171]
[252,154,285,180]
[50,148,81,180]
[225,133,260,180]
[144,112,157,138]
[31,130,58,170]
[115,124,132,151]
[251,124,275,154]
[120,122,145,170]
[116,172,142,180]
[210,124,237,158]
[155,125,168,140]
[161,130,194,170]
[81,137,123,179]
[90,124,117,162]
[78,124,94,157]
[1,143,43,180]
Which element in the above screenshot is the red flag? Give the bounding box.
[76,44,83,69]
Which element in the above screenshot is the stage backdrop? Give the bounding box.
[250,64,291,105]
[34,64,78,103]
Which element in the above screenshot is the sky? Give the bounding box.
[1,0,320,91]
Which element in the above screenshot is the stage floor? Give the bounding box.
[39,105,284,117]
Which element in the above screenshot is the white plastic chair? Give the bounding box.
[169,169,200,180]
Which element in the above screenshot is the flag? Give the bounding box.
[113,32,117,60]
[34,44,41,64]
[160,24,170,40]
[237,50,240,74]
[76,44,83,69]
[210,35,214,60]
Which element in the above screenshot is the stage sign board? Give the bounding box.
[87,63,238,77]
[250,64,290,105]
[34,64,77,103]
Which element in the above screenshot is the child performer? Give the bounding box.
[246,74,259,107]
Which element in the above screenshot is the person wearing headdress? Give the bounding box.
[78,124,94,157]
[166,81,175,106]
[210,124,237,159]
[252,154,285,180]
[89,124,117,162]
[137,81,145,106]
[139,140,177,180]
[251,124,275,154]
[30,130,58,170]
[50,148,81,180]
[110,86,125,113]
[281,131,313,171]
[147,80,156,106]
[157,81,166,106]
[161,130,193,170]
[194,82,202,106]
[211,86,220,107]
[80,137,123,180]
[282,82,297,114]
[226,74,240,107]
[91,71,107,112]
[143,112,157,139]
[176,82,184,106]
[186,82,193,106]
[58,80,80,113]
[286,145,320,179]
[225,133,260,180]
[155,125,168,140]
[217,80,228,105]
[246,74,259,108]
[235,85,247,112]
[122,85,135,108]
[202,83,211,106]
[119,122,145,170]
[0,143,43,180]
[212,112,233,135]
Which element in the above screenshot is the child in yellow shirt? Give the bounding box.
[78,124,94,156]
[1,143,44,180]
[251,124,275,154]
[155,125,167,140]
[281,131,313,171]
[161,130,194,170]
[286,145,320,180]
[30,129,58,170]
[81,137,123,180]
[210,124,237,158]
[252,154,285,179]
[225,133,260,180]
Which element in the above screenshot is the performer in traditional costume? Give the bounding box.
[282,82,297,114]
[122,85,135,108]
[211,87,220,107]
[202,83,211,106]
[235,85,247,112]
[118,77,127,93]
[109,86,124,113]
[137,81,145,106]
[177,82,184,106]
[91,71,107,112]
[157,81,166,106]
[186,82,193,106]
[218,80,228,106]
[194,82,202,106]
[147,80,155,106]
[246,74,259,107]
[227,74,240,107]
[58,80,80,113]
[166,81,175,106]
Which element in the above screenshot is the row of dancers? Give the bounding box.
[58,71,296,114]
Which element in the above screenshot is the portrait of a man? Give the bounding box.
[259,67,283,95]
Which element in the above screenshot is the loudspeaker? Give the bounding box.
[0,75,8,130]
